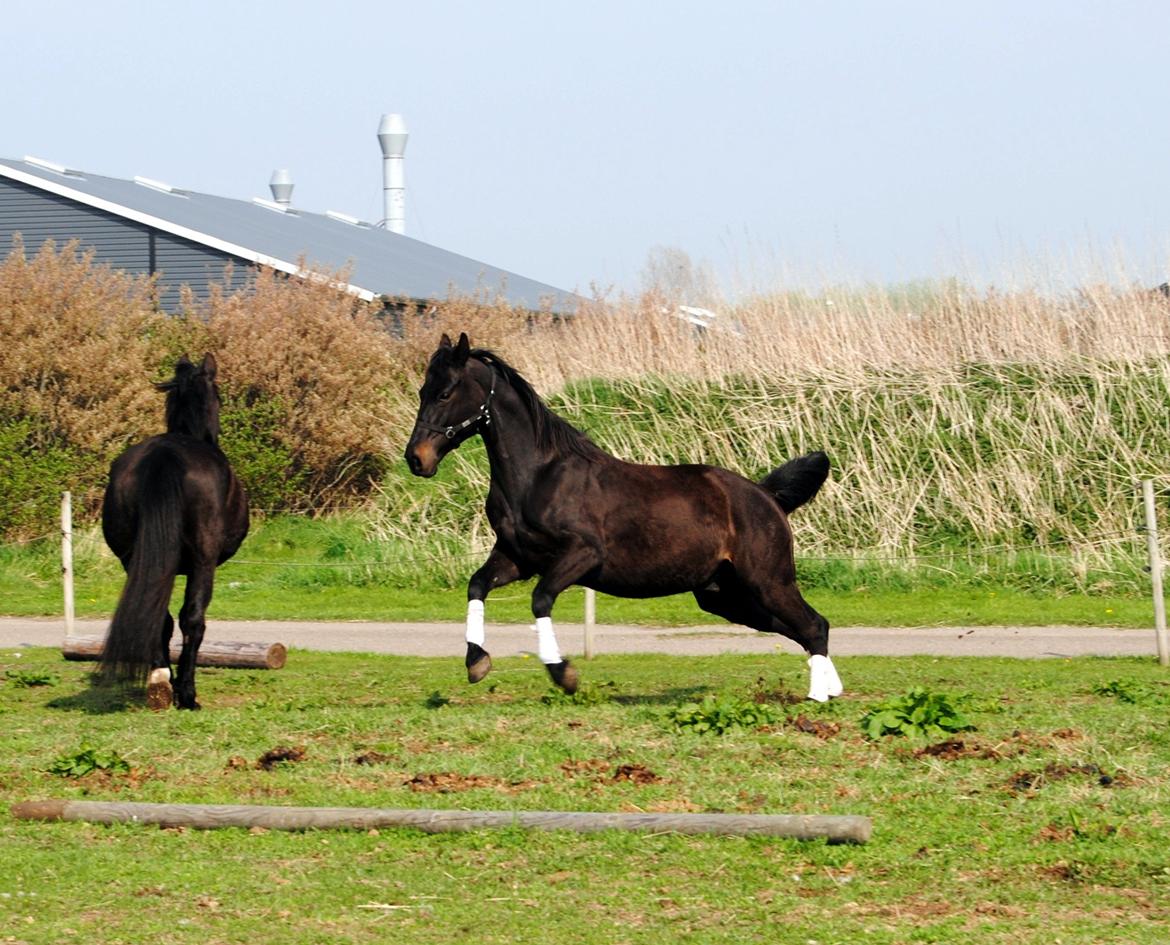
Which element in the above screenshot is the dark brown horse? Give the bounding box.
[405,333,843,701]
[100,353,249,709]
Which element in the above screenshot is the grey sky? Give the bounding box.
[4,1,1168,297]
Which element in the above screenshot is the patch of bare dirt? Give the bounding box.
[789,715,840,739]
[914,729,1088,762]
[1007,762,1119,795]
[559,758,662,785]
[353,751,395,766]
[1035,823,1075,843]
[612,763,660,785]
[560,758,611,778]
[404,772,538,793]
[256,745,307,770]
[750,677,804,707]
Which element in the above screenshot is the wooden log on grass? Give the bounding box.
[62,636,286,670]
[11,800,872,844]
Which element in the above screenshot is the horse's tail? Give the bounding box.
[100,457,183,687]
[759,451,830,514]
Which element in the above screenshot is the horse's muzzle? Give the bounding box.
[405,438,439,478]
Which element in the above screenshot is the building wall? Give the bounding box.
[0,176,252,310]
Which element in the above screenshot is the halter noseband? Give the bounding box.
[417,364,497,439]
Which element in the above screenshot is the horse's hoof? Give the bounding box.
[466,643,493,683]
[547,660,578,695]
[146,679,173,711]
[145,668,172,710]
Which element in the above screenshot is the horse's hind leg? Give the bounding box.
[465,548,526,684]
[694,573,842,702]
[175,564,214,710]
[146,612,175,710]
[759,583,841,702]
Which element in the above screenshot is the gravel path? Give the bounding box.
[0,616,1159,660]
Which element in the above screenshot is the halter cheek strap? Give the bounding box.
[418,369,496,439]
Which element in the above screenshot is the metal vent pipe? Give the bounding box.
[269,169,294,205]
[377,113,408,234]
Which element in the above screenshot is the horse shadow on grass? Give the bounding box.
[609,684,712,707]
[46,678,136,715]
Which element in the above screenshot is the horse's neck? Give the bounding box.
[168,414,218,445]
[166,388,219,444]
[481,383,552,500]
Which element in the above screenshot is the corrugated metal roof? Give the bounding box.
[0,157,582,312]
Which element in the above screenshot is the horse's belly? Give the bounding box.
[591,557,718,599]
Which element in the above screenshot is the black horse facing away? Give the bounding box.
[405,333,843,702]
[100,353,249,709]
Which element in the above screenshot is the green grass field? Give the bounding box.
[2,646,1168,944]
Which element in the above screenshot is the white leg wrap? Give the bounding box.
[148,667,171,686]
[807,655,840,702]
[824,656,844,697]
[466,599,485,648]
[535,616,562,665]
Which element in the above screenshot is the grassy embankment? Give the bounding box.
[4,250,1169,628]
[5,356,1168,629]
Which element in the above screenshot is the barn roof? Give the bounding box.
[0,156,581,312]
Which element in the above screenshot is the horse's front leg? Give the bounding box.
[531,544,601,694]
[464,547,526,684]
[175,563,214,710]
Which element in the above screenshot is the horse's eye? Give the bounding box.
[438,389,453,402]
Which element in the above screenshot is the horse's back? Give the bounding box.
[103,433,248,566]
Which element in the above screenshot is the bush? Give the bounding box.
[667,695,779,735]
[860,688,975,740]
[0,412,93,539]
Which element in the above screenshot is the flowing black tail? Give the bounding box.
[100,458,183,687]
[759,451,830,514]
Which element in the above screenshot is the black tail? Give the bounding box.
[100,460,183,687]
[759,451,830,514]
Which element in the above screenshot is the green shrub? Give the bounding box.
[860,687,975,740]
[668,694,779,735]
[0,413,91,539]
[48,744,131,778]
[5,668,60,687]
[1091,679,1167,706]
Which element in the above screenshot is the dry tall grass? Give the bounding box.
[3,240,1167,577]
[394,281,1170,568]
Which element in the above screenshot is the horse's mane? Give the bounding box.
[471,348,605,461]
[160,360,219,444]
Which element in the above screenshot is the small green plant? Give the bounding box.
[425,690,452,709]
[860,687,975,740]
[668,694,779,735]
[48,744,131,778]
[5,668,59,687]
[1091,679,1164,705]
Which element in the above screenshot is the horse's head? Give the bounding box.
[405,332,495,477]
[158,353,222,444]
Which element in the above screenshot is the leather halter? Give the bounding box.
[415,365,497,439]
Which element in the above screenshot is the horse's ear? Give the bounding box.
[453,332,470,366]
[439,333,453,349]
[201,352,218,380]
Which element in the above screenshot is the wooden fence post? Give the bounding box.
[584,588,596,660]
[61,492,75,639]
[1142,480,1168,667]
